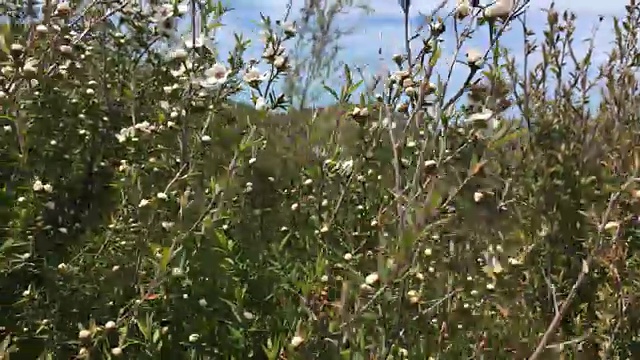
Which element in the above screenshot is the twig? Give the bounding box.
[528,266,589,360]
[529,191,621,359]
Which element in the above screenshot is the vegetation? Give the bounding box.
[0,0,639,358]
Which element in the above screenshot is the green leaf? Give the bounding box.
[361,312,379,321]
[135,316,152,341]
[215,229,230,251]
[340,350,352,360]
[430,45,441,67]
[346,79,364,96]
[343,64,352,85]
[490,128,526,150]
[425,186,443,213]
[0,24,10,55]
[278,232,291,252]
[322,83,339,101]
[160,246,171,272]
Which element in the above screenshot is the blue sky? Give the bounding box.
[209,0,631,107]
[3,0,629,107]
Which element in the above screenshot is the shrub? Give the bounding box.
[1,0,639,359]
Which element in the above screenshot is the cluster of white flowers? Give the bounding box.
[262,42,289,71]
[33,179,54,193]
[323,158,354,176]
[115,121,158,143]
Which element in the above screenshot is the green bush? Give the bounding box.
[1,0,640,359]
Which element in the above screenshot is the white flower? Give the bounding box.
[55,1,71,15]
[466,48,484,67]
[282,21,297,37]
[138,199,151,208]
[473,191,484,203]
[243,67,266,84]
[365,272,379,285]
[10,43,24,54]
[33,180,44,192]
[254,96,267,111]
[290,335,304,348]
[161,221,174,230]
[243,311,255,320]
[455,0,471,19]
[116,126,136,143]
[424,248,432,256]
[201,135,211,142]
[22,62,38,77]
[134,121,152,131]
[391,70,410,82]
[274,55,288,70]
[508,257,522,265]
[58,227,68,234]
[153,4,182,36]
[59,45,72,54]
[343,253,353,261]
[202,63,229,87]
[36,24,48,34]
[262,46,277,59]
[333,158,353,176]
[351,106,369,117]
[156,192,168,200]
[290,203,299,211]
[188,333,200,343]
[483,0,513,20]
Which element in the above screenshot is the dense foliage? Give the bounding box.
[1,0,639,359]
